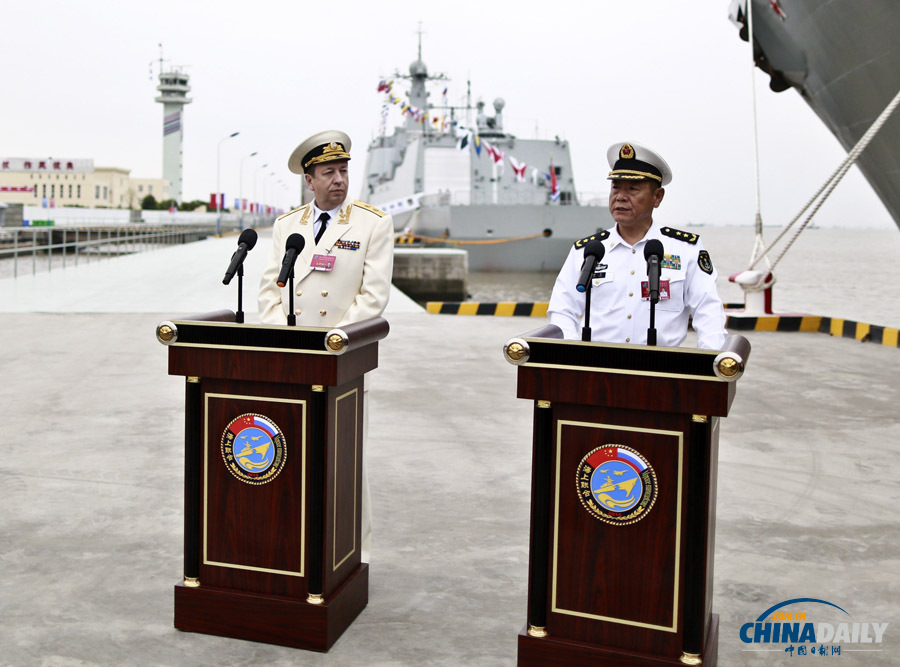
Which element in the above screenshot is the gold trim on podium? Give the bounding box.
[527,625,548,638]
[333,388,359,571]
[307,593,324,605]
[202,392,308,577]
[551,419,684,633]
[680,652,702,665]
[183,577,200,588]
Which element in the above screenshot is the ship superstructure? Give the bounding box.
[362,48,610,272]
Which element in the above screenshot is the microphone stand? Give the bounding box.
[647,298,657,346]
[581,279,593,342]
[235,265,245,324]
[286,269,296,326]
[647,257,660,346]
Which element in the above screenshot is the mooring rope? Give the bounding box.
[748,85,900,274]
[394,230,548,246]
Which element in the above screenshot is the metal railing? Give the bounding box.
[0,226,211,279]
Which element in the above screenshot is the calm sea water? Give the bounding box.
[467,225,900,329]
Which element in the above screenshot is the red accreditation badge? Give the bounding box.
[641,279,671,301]
[310,254,335,271]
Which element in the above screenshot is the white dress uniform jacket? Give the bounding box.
[258,196,394,327]
[548,222,727,349]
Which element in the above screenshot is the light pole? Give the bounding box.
[216,130,240,236]
[254,163,268,226]
[264,171,275,221]
[239,151,257,229]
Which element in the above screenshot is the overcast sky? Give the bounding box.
[2,0,896,231]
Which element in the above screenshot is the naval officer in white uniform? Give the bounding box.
[258,130,394,560]
[258,130,393,327]
[547,142,727,350]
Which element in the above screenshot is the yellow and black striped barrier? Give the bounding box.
[726,313,900,348]
[425,301,899,349]
[426,302,549,317]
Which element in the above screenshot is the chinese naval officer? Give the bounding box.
[257,130,394,559]
[258,130,394,327]
[548,141,727,350]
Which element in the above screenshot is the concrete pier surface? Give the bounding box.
[0,231,897,666]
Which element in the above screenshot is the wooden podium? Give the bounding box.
[156,311,389,651]
[503,326,750,666]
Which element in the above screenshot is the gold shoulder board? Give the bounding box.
[353,200,387,217]
[277,204,307,221]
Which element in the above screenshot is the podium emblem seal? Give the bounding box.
[576,445,657,525]
[221,413,286,485]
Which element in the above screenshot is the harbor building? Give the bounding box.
[0,157,170,209]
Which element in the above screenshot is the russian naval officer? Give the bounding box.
[547,142,727,349]
[258,130,393,326]
[258,131,393,560]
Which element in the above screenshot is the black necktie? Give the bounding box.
[314,212,330,245]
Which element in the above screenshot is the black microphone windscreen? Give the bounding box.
[582,238,606,260]
[644,239,664,261]
[286,233,305,252]
[238,228,258,250]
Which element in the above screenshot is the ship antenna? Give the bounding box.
[417,21,423,61]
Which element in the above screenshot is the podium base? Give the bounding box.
[174,563,368,652]
[517,614,718,667]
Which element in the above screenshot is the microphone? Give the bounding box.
[222,228,258,285]
[576,238,607,293]
[644,239,664,304]
[276,233,306,288]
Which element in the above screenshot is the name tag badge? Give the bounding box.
[641,279,670,301]
[591,265,610,287]
[311,254,335,271]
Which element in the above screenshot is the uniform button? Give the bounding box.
[626,337,631,342]
[296,310,302,315]
[320,310,327,316]
[632,248,636,254]
[627,314,632,319]
[631,270,635,275]
[296,289,302,296]
[321,290,328,297]
[629,291,633,297]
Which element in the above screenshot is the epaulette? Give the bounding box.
[574,229,610,249]
[660,226,699,245]
[353,200,387,217]
[277,204,307,221]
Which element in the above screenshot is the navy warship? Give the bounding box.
[729,0,900,230]
[361,47,612,272]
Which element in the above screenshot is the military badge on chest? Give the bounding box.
[591,262,609,287]
[335,239,361,251]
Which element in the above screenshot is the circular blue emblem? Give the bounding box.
[221,413,286,485]
[576,444,658,525]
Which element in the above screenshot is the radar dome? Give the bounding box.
[409,60,428,77]
[493,98,506,113]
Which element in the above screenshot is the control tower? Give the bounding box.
[154,67,192,203]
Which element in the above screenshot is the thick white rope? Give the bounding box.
[746,0,770,271]
[749,84,900,273]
